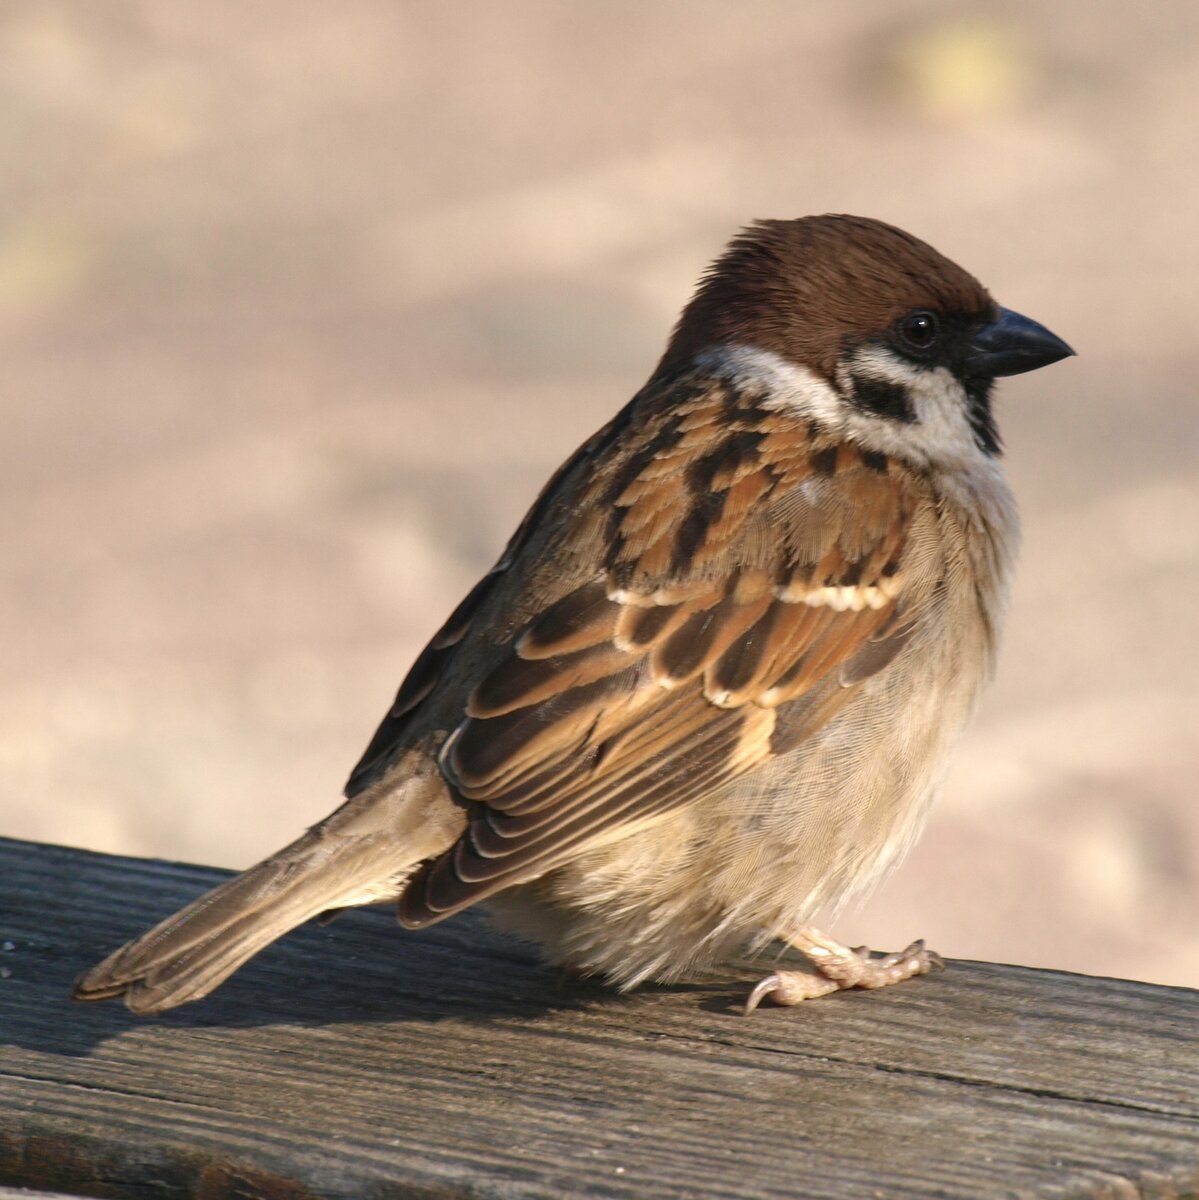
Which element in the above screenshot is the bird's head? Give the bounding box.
[660,215,1074,466]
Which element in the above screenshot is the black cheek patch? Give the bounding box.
[848,371,916,424]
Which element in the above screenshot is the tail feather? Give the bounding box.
[73,831,412,1014]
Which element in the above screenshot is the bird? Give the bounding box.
[73,215,1073,1016]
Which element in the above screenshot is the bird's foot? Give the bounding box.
[744,927,942,1014]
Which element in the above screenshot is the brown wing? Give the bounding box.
[344,406,634,797]
[367,372,934,927]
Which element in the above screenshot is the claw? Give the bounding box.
[744,973,782,1016]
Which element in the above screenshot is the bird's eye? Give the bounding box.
[897,310,940,352]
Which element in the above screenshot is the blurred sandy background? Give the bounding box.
[3,2,1197,987]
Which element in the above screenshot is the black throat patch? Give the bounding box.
[964,377,1001,455]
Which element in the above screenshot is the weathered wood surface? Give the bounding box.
[1,837,1197,1199]
[0,1190,79,1199]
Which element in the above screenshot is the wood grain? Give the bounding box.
[2,836,1197,1199]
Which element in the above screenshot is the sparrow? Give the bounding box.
[73,215,1073,1016]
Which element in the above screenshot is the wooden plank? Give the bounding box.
[0,1190,81,1200]
[1,835,1197,1199]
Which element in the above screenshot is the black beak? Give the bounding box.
[967,307,1075,378]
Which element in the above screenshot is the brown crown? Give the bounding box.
[659,215,997,381]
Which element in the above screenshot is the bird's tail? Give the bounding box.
[72,829,416,1014]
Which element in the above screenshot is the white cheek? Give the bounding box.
[838,346,983,469]
[695,342,990,473]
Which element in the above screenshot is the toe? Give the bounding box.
[743,969,842,1013]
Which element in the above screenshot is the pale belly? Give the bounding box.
[485,611,992,989]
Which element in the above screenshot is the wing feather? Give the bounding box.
[347,372,938,926]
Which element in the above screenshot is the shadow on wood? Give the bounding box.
[2,836,1198,1199]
